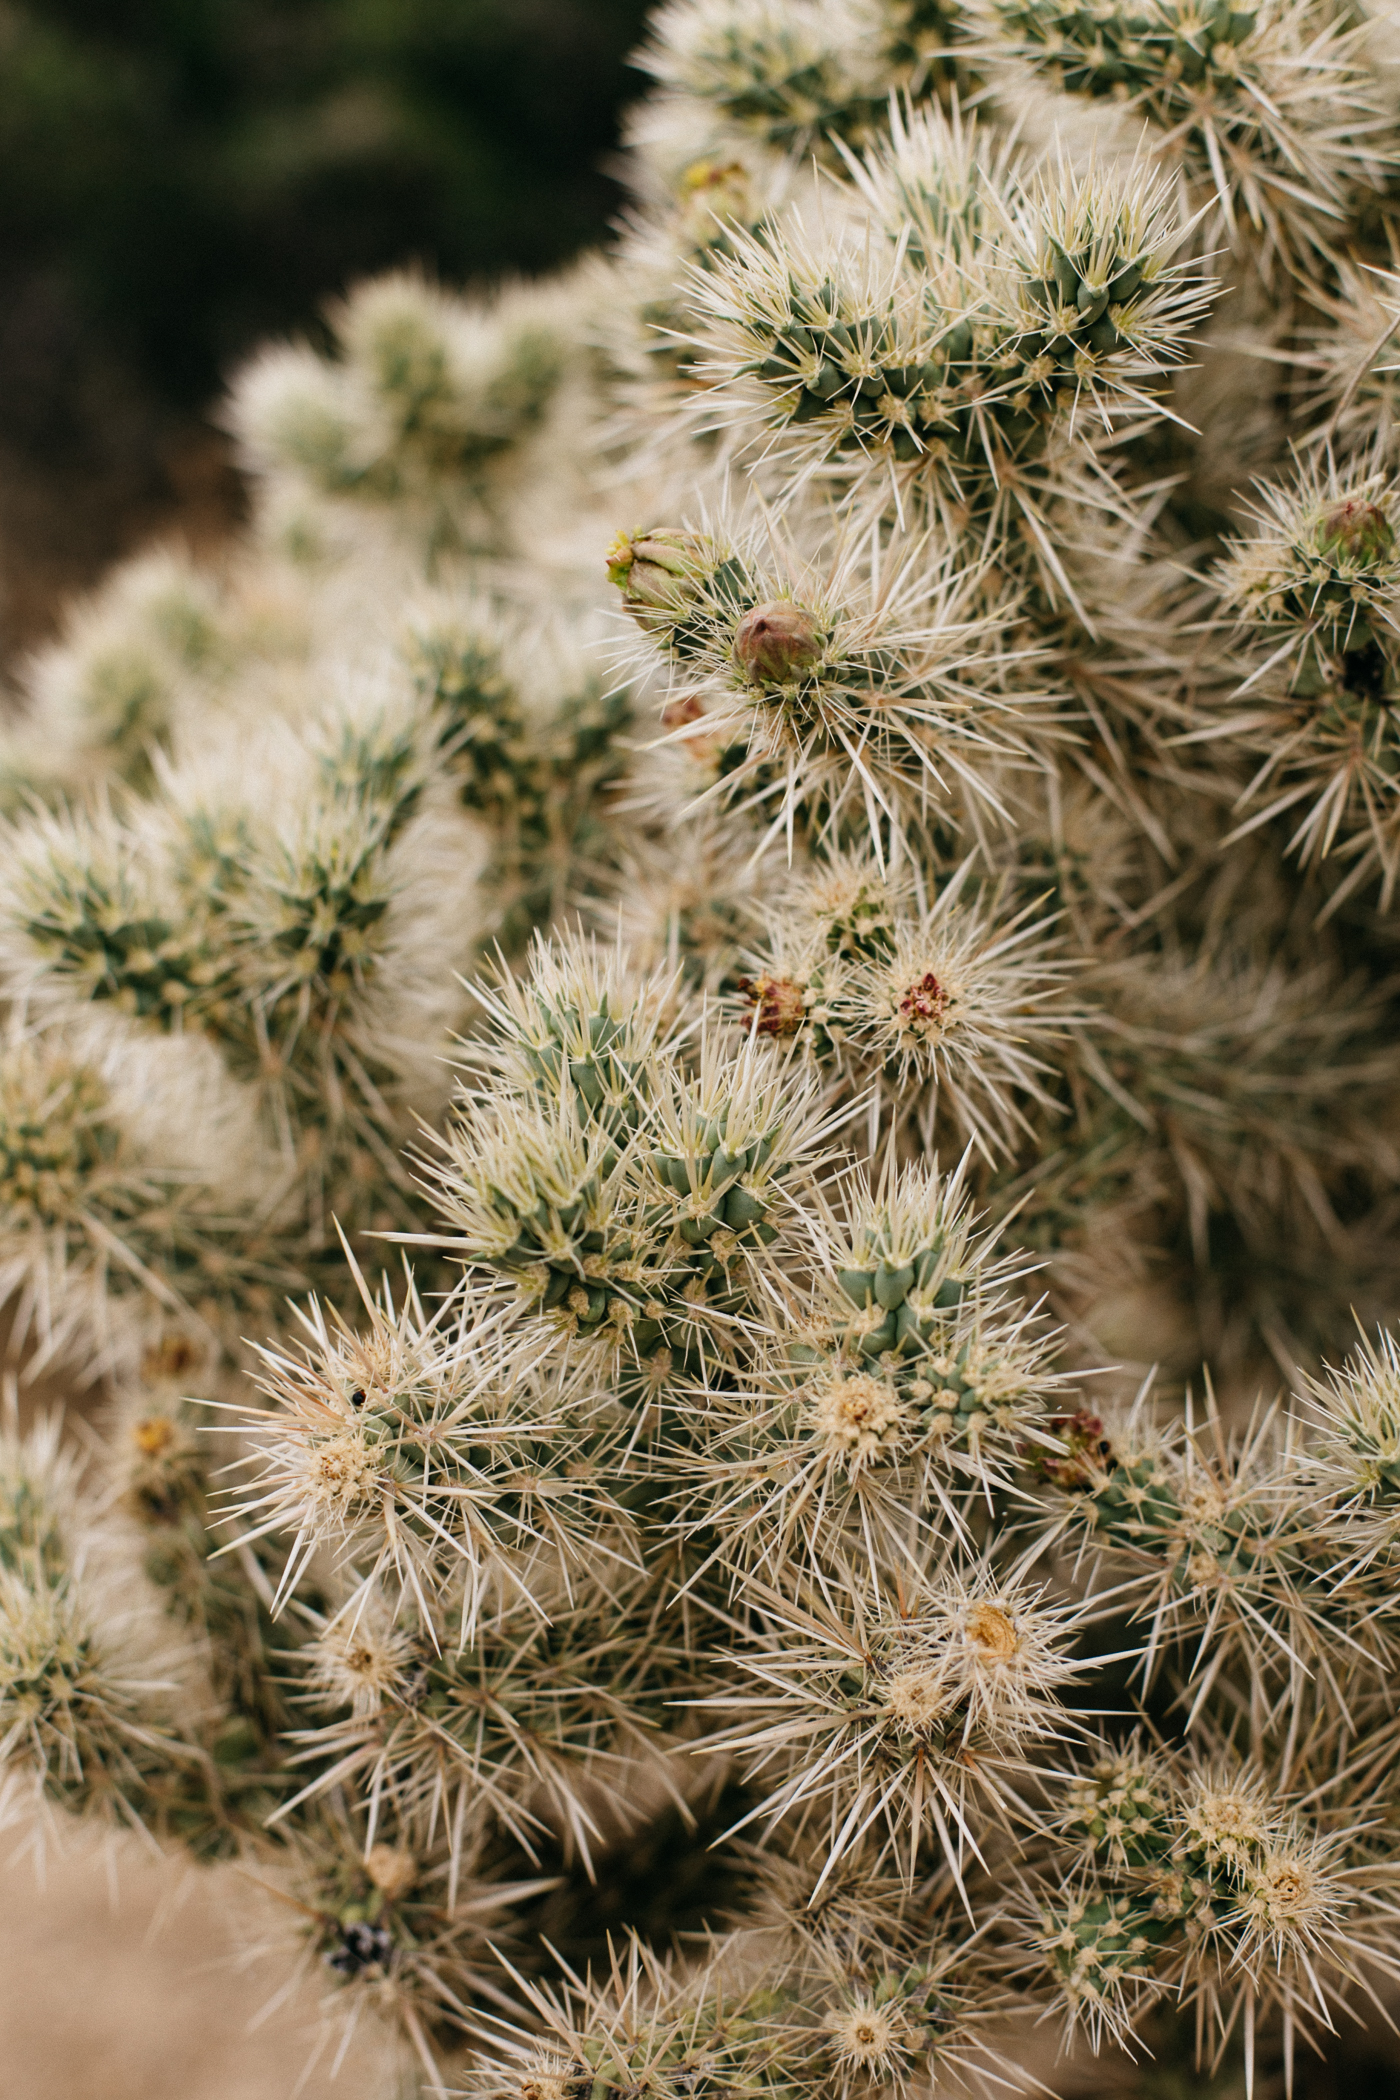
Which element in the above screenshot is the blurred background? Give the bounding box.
[0,0,649,668]
[0,14,647,2094]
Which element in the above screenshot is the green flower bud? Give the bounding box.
[732,601,826,685]
[607,530,757,660]
[607,529,714,619]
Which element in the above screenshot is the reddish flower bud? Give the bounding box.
[732,600,826,685]
[1313,497,1395,567]
[1034,1410,1114,1491]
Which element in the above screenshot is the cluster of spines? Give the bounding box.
[683,108,1211,563]
[981,0,1392,275]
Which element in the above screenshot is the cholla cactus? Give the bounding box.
[1027,1735,1400,2074]
[8,550,227,795]
[1210,457,1400,897]
[640,0,974,161]
[684,112,1212,587]
[8,4,1400,2097]
[221,1268,637,1632]
[735,855,1074,1153]
[227,272,573,561]
[697,1553,1095,1899]
[980,0,1391,276]
[672,1156,1069,1567]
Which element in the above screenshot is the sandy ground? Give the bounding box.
[0,1369,401,2100]
[0,1822,392,2100]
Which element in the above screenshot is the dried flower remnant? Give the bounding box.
[737,970,811,1037]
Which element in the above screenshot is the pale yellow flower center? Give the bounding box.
[133,1417,176,1458]
[306,1431,378,1510]
[966,1603,1019,1660]
[825,2004,901,2066]
[807,1373,909,1466]
[882,1666,943,1731]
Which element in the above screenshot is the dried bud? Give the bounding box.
[660,693,706,730]
[142,1332,203,1382]
[364,1842,417,1901]
[732,600,826,685]
[1313,497,1395,567]
[1036,1410,1114,1491]
[737,973,809,1037]
[519,2075,574,2100]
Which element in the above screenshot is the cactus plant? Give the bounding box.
[6,3,1400,2096]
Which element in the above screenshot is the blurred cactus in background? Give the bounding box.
[10,2,1400,2097]
[0,0,652,664]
